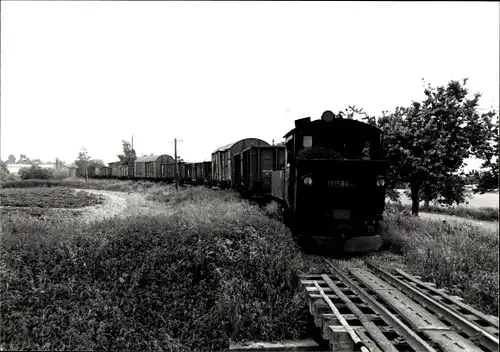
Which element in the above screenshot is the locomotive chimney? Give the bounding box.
[295,117,311,128]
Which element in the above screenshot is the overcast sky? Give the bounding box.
[1,1,499,169]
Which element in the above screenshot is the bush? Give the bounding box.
[18,165,54,180]
[0,191,310,351]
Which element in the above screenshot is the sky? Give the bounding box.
[1,1,499,170]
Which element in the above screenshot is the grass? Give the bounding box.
[0,185,314,351]
[380,202,499,316]
[392,202,499,222]
[0,187,104,208]
[2,179,497,350]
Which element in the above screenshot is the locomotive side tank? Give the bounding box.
[271,111,389,251]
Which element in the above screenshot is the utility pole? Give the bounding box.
[171,138,183,191]
[174,138,178,190]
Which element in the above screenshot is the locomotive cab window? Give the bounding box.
[303,136,312,148]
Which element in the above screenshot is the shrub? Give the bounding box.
[18,165,54,180]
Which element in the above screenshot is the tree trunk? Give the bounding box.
[410,181,420,216]
[424,199,430,211]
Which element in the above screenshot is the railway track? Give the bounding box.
[300,259,499,352]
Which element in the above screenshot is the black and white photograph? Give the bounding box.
[1,1,499,351]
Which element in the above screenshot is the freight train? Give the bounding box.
[80,110,389,250]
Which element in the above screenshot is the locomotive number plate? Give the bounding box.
[328,180,354,188]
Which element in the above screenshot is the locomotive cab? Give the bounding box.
[273,111,389,250]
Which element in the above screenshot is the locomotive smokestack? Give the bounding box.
[295,117,311,128]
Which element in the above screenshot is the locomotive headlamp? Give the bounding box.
[376,177,385,187]
[304,177,313,186]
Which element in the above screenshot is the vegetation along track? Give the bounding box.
[300,258,499,352]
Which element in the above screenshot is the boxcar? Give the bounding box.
[102,166,112,178]
[237,145,285,198]
[211,138,270,189]
[160,162,187,183]
[186,163,196,184]
[135,155,174,180]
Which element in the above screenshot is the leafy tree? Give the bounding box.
[88,159,105,167]
[474,117,499,193]
[74,148,91,179]
[55,157,67,170]
[364,79,497,215]
[7,155,16,164]
[336,105,368,120]
[0,161,10,181]
[117,140,137,166]
[0,161,8,174]
[17,154,31,164]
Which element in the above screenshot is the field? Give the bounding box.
[393,189,499,208]
[0,179,498,351]
[0,187,104,208]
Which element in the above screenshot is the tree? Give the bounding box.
[7,155,16,164]
[117,140,137,166]
[55,157,67,170]
[74,148,91,180]
[17,154,31,164]
[336,105,368,120]
[474,116,499,193]
[0,160,11,181]
[88,159,105,167]
[364,79,497,215]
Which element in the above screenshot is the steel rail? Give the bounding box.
[320,274,396,352]
[312,281,370,352]
[323,258,437,352]
[393,267,499,328]
[366,261,499,352]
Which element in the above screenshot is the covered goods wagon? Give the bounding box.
[135,155,174,179]
[237,145,285,198]
[211,138,270,189]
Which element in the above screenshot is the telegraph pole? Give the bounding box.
[174,138,178,190]
[171,138,184,191]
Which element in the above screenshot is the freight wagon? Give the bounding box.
[235,145,285,199]
[192,161,212,185]
[212,138,270,189]
[135,155,174,180]
[160,162,187,184]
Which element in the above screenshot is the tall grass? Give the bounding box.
[0,188,311,351]
[382,204,499,316]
